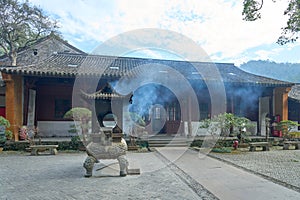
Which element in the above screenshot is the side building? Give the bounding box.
[0,33,85,118]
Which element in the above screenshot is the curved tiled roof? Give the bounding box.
[81,90,127,99]
[0,53,293,87]
[289,85,300,101]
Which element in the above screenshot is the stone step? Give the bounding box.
[147,137,191,147]
[148,142,189,147]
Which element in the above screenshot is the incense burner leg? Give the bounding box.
[117,155,128,177]
[83,156,97,177]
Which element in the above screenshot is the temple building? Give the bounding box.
[0,48,294,140]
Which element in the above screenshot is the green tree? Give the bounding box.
[0,0,58,65]
[277,120,300,139]
[243,0,300,44]
[64,107,92,144]
[200,112,252,138]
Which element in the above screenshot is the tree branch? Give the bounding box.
[242,0,264,21]
[0,0,58,64]
[0,43,9,56]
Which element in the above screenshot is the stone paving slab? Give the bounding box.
[0,151,213,200]
[208,148,300,192]
[156,147,300,200]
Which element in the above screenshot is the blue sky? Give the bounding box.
[28,0,300,66]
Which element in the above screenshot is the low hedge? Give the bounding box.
[3,138,85,151]
[190,137,278,148]
[211,147,232,153]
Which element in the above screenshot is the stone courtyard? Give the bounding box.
[0,150,215,200]
[209,148,300,192]
[0,147,299,200]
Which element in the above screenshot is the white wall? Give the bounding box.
[259,97,270,136]
[183,121,257,136]
[37,121,79,137]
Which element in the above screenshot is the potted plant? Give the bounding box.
[0,116,11,143]
[19,126,28,140]
[277,120,300,139]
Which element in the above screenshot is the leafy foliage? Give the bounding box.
[64,107,92,122]
[211,147,232,153]
[200,112,253,147]
[0,116,11,128]
[289,131,300,138]
[277,120,300,139]
[278,0,300,44]
[64,107,92,144]
[0,116,11,143]
[0,0,58,65]
[200,112,252,137]
[242,0,264,21]
[129,112,146,126]
[70,135,82,150]
[5,130,13,140]
[242,0,300,44]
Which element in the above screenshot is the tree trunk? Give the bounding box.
[9,50,17,66]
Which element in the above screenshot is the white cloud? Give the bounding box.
[254,50,277,60]
[28,0,300,64]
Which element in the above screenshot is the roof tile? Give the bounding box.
[0,53,293,87]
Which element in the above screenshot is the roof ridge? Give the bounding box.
[56,52,87,56]
[49,34,86,54]
[0,33,86,60]
[53,52,236,65]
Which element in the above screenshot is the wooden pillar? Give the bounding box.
[180,97,187,136]
[91,100,100,133]
[230,95,234,114]
[187,95,192,137]
[273,87,291,121]
[23,78,37,125]
[118,98,123,132]
[2,73,23,141]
